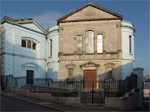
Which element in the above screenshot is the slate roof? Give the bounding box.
[3,16,33,22]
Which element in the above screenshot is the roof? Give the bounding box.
[57,2,123,23]
[1,16,46,34]
[3,16,33,22]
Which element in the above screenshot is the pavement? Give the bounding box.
[0,91,118,112]
[1,94,60,111]
[1,90,149,112]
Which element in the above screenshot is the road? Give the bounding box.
[143,100,150,112]
[0,94,60,111]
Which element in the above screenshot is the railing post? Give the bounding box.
[104,80,105,102]
[92,82,94,104]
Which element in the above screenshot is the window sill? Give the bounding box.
[97,52,103,54]
[85,53,95,55]
[22,47,37,51]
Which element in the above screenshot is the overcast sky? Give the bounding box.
[0,0,149,76]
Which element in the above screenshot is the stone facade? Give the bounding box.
[58,3,134,81]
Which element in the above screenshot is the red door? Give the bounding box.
[84,70,96,88]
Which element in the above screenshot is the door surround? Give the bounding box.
[80,62,100,88]
[80,62,100,71]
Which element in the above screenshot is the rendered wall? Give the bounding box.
[121,21,135,79]
[1,22,46,80]
[47,25,59,81]
[0,26,4,76]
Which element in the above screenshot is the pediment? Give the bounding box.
[18,21,46,34]
[80,62,100,68]
[57,3,123,23]
[2,16,46,34]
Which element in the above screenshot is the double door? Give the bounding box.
[84,70,96,88]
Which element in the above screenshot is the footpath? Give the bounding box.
[0,91,118,112]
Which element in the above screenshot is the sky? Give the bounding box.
[0,0,149,76]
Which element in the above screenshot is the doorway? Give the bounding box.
[84,70,96,88]
[26,70,34,85]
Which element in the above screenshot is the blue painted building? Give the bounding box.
[0,16,59,87]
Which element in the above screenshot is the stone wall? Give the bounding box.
[9,89,80,106]
[58,17,122,80]
[47,25,59,81]
[59,60,122,80]
[105,89,140,110]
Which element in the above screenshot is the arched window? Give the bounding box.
[49,39,52,57]
[22,39,37,50]
[77,35,82,54]
[27,40,31,49]
[32,42,36,50]
[22,40,26,48]
[129,35,132,54]
[85,31,94,53]
[97,34,103,53]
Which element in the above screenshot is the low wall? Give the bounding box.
[105,89,139,110]
[9,89,80,106]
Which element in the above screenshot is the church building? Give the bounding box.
[0,3,135,87]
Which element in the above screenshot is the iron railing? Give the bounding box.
[1,74,137,98]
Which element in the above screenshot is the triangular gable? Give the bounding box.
[1,16,46,34]
[57,3,123,23]
[18,20,46,34]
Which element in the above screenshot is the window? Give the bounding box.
[68,68,73,77]
[27,40,31,49]
[77,35,82,54]
[107,67,112,78]
[32,42,36,50]
[129,35,132,54]
[22,39,37,50]
[85,31,94,53]
[49,39,52,57]
[22,40,26,48]
[97,34,103,53]
[0,29,5,48]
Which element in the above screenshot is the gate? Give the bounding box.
[81,82,105,104]
[80,79,136,104]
